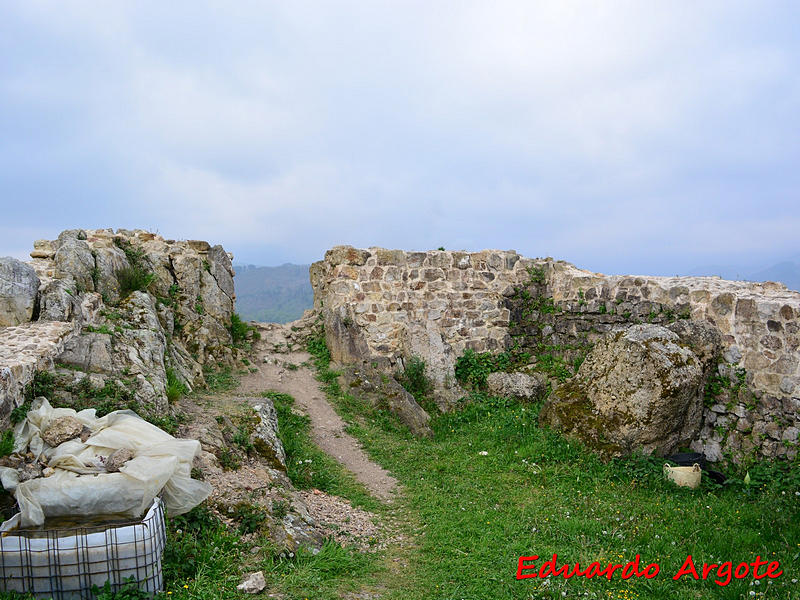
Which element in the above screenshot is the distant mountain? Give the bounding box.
[688,255,800,293]
[748,261,800,293]
[233,263,313,323]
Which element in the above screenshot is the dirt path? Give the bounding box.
[235,323,399,502]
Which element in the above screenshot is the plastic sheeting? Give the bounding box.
[0,398,211,530]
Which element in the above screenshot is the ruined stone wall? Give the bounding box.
[311,246,800,462]
[310,246,527,405]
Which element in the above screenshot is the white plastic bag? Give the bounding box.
[0,398,211,530]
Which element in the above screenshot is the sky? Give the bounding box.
[1,1,799,276]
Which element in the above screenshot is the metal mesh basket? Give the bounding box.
[0,497,166,600]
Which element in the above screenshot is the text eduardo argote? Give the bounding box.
[516,554,783,587]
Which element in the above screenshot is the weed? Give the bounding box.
[272,499,290,519]
[0,430,14,457]
[85,324,114,335]
[232,426,254,454]
[165,368,188,404]
[229,313,254,346]
[454,348,512,389]
[395,356,432,404]
[203,366,239,392]
[92,578,150,600]
[217,449,241,470]
[232,503,267,534]
[525,264,546,285]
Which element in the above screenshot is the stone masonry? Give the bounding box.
[311,246,800,462]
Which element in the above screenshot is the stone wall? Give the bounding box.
[311,246,800,462]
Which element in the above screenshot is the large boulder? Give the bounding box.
[487,371,547,402]
[540,323,720,458]
[250,399,287,470]
[339,364,433,438]
[0,257,40,326]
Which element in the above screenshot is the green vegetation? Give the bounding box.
[231,503,267,534]
[114,238,156,299]
[228,313,259,347]
[313,382,800,599]
[292,333,800,599]
[160,504,376,600]
[85,324,114,335]
[395,356,433,406]
[265,389,378,510]
[454,348,512,389]
[202,365,239,392]
[92,578,151,600]
[166,367,189,404]
[704,363,750,407]
[0,430,14,457]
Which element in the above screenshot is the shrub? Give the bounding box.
[114,238,156,299]
[229,313,252,345]
[117,265,155,298]
[454,349,512,389]
[0,430,14,457]
[396,356,432,403]
[165,368,188,404]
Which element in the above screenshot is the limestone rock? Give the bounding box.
[486,371,547,402]
[236,571,266,594]
[42,416,84,447]
[250,399,287,470]
[106,447,134,472]
[53,236,95,293]
[0,257,40,326]
[541,324,718,458]
[339,364,433,438]
[38,279,80,322]
[92,244,129,304]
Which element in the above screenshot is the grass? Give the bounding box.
[315,389,800,599]
[297,330,800,600]
[264,389,380,511]
[395,355,434,410]
[166,367,189,404]
[7,334,798,600]
[202,366,239,392]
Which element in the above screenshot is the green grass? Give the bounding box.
[202,366,239,392]
[307,359,800,600]
[264,390,380,512]
[166,367,189,404]
[159,499,380,600]
[0,429,14,457]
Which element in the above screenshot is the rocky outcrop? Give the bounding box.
[0,229,239,424]
[339,364,433,437]
[540,324,720,458]
[250,400,287,470]
[486,371,547,402]
[0,321,76,423]
[0,258,40,327]
[181,395,324,553]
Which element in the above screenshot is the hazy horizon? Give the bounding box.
[2,3,798,276]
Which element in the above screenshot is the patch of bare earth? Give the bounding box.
[235,322,400,502]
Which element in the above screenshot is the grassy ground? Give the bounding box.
[3,352,798,600]
[332,392,799,599]
[302,340,800,600]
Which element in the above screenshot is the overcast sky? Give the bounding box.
[1,1,798,276]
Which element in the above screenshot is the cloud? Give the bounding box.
[1,1,798,273]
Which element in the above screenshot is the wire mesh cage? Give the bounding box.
[0,497,166,600]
